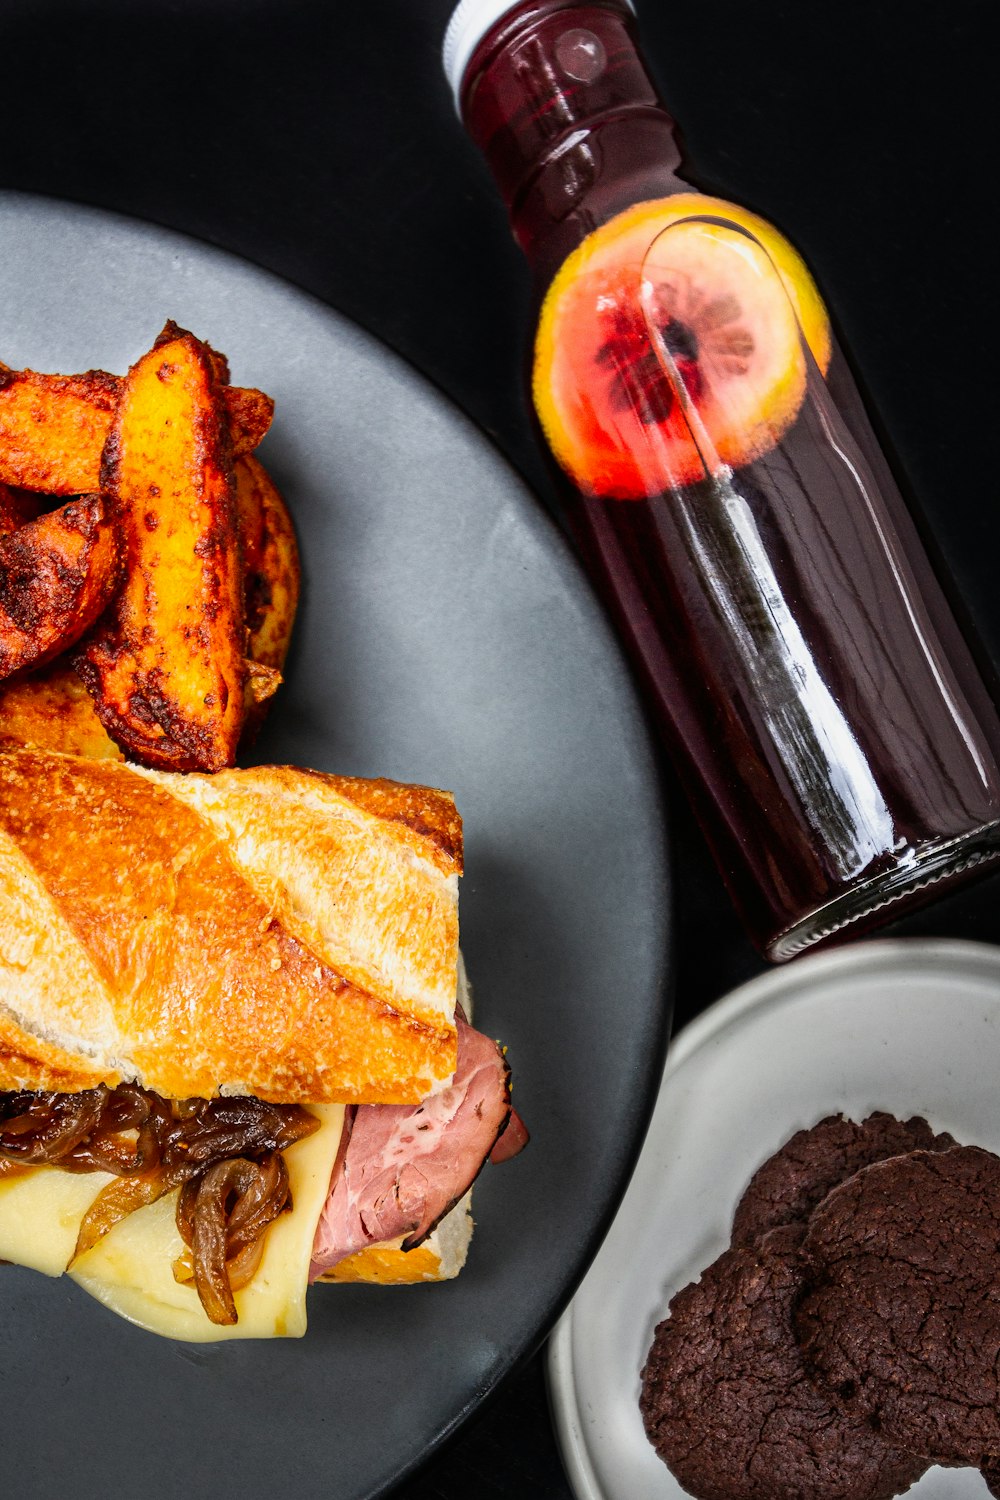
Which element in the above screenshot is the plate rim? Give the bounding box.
[546,935,1000,1500]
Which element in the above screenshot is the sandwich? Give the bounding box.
[0,747,526,1341]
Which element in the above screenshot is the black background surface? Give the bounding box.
[1,1,996,1495]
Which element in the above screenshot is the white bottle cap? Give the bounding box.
[442,0,636,113]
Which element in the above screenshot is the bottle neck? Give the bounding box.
[460,0,688,276]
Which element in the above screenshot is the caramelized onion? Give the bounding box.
[224,1235,267,1293]
[163,1098,317,1170]
[189,1164,239,1326]
[65,1086,168,1175]
[178,1155,291,1326]
[223,1151,291,1257]
[72,1172,172,1263]
[0,1089,107,1162]
[1,1083,318,1323]
[0,1086,319,1178]
[171,1233,266,1295]
[171,1247,196,1286]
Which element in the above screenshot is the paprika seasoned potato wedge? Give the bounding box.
[235,454,300,674]
[0,361,273,494]
[0,494,122,679]
[0,484,295,758]
[0,661,122,759]
[223,385,274,455]
[0,366,118,495]
[234,452,267,577]
[235,454,301,738]
[76,326,247,771]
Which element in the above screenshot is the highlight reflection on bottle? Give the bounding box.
[445,0,1000,957]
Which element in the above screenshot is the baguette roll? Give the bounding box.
[0,953,480,1336]
[0,748,462,1104]
[0,751,521,1334]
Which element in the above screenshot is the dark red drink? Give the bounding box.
[445,0,1000,957]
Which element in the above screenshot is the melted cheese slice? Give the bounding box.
[0,1165,115,1274]
[0,1104,344,1342]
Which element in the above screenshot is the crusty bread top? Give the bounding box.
[0,749,461,1103]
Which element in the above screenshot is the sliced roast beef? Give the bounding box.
[489,1107,529,1164]
[309,1009,523,1278]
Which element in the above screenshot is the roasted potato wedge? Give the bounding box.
[223,385,274,455]
[75,326,246,771]
[0,494,122,680]
[0,361,273,495]
[0,367,118,494]
[235,454,300,673]
[0,661,122,759]
[234,453,267,577]
[235,454,301,739]
[0,471,295,758]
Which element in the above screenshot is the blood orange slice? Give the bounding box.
[533,195,831,499]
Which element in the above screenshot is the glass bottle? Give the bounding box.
[442,0,1000,960]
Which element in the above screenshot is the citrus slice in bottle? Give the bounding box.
[533,194,832,499]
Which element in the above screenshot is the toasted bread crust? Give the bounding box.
[0,749,461,1102]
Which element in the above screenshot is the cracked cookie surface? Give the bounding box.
[731,1112,956,1248]
[639,1224,927,1500]
[796,1146,1000,1466]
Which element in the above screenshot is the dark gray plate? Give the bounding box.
[0,193,671,1500]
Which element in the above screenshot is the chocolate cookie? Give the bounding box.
[639,1224,927,1500]
[796,1146,1000,1465]
[732,1112,956,1247]
[982,1458,1000,1498]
